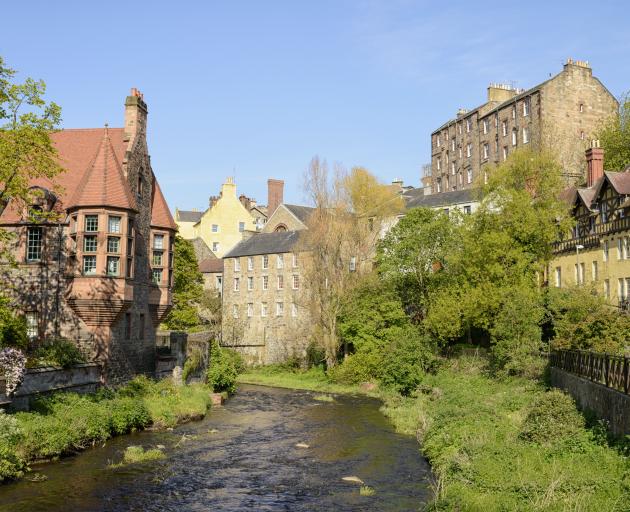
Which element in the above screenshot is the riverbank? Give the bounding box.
[239,358,630,510]
[0,376,212,483]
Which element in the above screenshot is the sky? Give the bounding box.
[2,0,629,211]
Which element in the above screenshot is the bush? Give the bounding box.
[117,375,156,398]
[328,351,381,385]
[32,340,86,368]
[0,410,26,481]
[183,346,206,382]
[207,341,244,393]
[109,397,151,435]
[0,296,27,351]
[519,389,587,448]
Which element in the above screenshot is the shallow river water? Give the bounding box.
[0,384,431,511]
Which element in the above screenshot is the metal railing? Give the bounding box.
[550,350,630,395]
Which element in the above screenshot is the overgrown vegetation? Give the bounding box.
[28,339,86,368]
[597,91,630,172]
[0,376,211,482]
[109,445,165,468]
[207,340,244,393]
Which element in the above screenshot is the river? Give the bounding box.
[0,384,431,511]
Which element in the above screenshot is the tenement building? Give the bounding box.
[0,89,177,382]
[549,142,630,308]
[221,231,310,364]
[428,59,617,194]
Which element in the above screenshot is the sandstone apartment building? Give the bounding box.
[0,89,177,382]
[427,59,618,194]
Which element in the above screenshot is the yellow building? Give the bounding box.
[550,143,630,308]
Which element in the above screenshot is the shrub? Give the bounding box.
[0,347,27,396]
[32,340,86,368]
[207,341,243,393]
[183,346,206,382]
[519,389,586,448]
[0,410,26,481]
[328,351,381,385]
[109,397,151,435]
[117,375,156,398]
[0,296,27,351]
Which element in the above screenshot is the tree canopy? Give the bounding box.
[597,92,630,172]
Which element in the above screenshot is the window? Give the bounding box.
[445,153,449,165]
[625,237,630,259]
[291,303,298,318]
[458,123,462,134]
[292,275,299,289]
[522,127,529,144]
[84,235,97,252]
[436,134,441,147]
[502,120,507,137]
[262,255,269,269]
[436,178,441,193]
[601,202,609,223]
[85,215,98,232]
[108,216,121,233]
[619,278,626,301]
[233,304,239,318]
[277,254,284,269]
[107,237,120,253]
[579,103,584,113]
[494,139,499,153]
[555,267,562,287]
[276,301,284,316]
[483,143,489,159]
[262,275,269,290]
[467,168,473,184]
[604,279,610,299]
[83,255,96,275]
[483,119,488,134]
[137,176,143,200]
[451,139,456,151]
[124,313,131,339]
[212,242,219,252]
[580,131,585,140]
[277,275,284,290]
[261,302,268,317]
[71,216,77,234]
[349,256,357,272]
[234,277,240,291]
[153,234,164,249]
[212,224,219,233]
[152,251,163,266]
[592,261,598,281]
[512,106,516,119]
[463,205,472,215]
[247,303,253,317]
[603,240,609,262]
[25,312,38,340]
[216,276,222,291]
[247,276,254,290]
[437,157,441,171]
[512,129,517,146]
[458,172,463,187]
[451,162,456,175]
[107,256,120,276]
[458,147,462,158]
[466,118,471,132]
[503,146,508,161]
[234,259,241,272]
[292,253,298,267]
[126,258,133,278]
[618,238,623,260]
[26,227,43,262]
[239,221,245,232]
[150,268,161,284]
[466,143,472,158]
[247,256,254,271]
[523,98,530,117]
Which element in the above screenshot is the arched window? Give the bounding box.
[274,224,287,232]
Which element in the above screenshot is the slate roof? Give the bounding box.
[176,210,203,223]
[199,258,224,273]
[404,188,478,209]
[224,231,302,258]
[284,204,315,224]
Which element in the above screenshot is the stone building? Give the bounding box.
[428,59,618,194]
[0,89,177,383]
[549,143,630,308]
[221,231,310,364]
[404,188,480,216]
[262,203,315,233]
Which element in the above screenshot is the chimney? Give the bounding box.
[487,83,518,103]
[267,179,284,216]
[124,88,148,147]
[586,140,604,188]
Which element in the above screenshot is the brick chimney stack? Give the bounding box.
[267,179,284,216]
[586,140,604,188]
[124,88,148,148]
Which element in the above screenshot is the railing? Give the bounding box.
[552,234,600,254]
[552,216,630,255]
[550,350,630,395]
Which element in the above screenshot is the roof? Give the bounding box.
[199,258,224,273]
[284,204,315,224]
[605,171,630,195]
[176,210,203,223]
[224,230,302,258]
[151,177,177,230]
[405,188,478,209]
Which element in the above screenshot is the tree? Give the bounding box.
[596,92,630,172]
[162,236,204,331]
[299,157,403,368]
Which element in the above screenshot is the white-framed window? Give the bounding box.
[108,237,120,254]
[437,157,441,171]
[233,304,239,318]
[212,224,219,233]
[604,279,610,299]
[247,276,254,290]
[292,253,298,267]
[262,255,269,269]
[502,120,507,137]
[463,205,472,215]
[467,168,473,184]
[277,275,284,290]
[239,221,245,232]
[483,119,488,134]
[619,278,626,300]
[25,312,38,340]
[247,256,254,271]
[291,303,298,318]
[151,267,161,283]
[603,240,609,262]
[277,254,284,269]
[555,266,562,287]
[234,277,240,291]
[107,256,120,277]
[436,179,441,193]
[234,258,241,271]
[522,127,529,144]
[262,275,269,290]
[466,118,471,132]
[592,261,598,281]
[466,143,472,158]
[108,216,121,233]
[451,162,456,175]
[512,129,517,146]
[458,147,462,159]
[152,251,163,266]
[276,301,284,316]
[512,106,516,119]
[523,98,530,117]
[436,134,441,147]
[349,256,357,272]
[483,143,489,159]
[247,303,253,317]
[625,237,630,259]
[84,235,97,252]
[503,146,508,160]
[26,227,43,262]
[458,123,462,135]
[153,234,164,250]
[292,275,299,289]
[261,302,268,317]
[451,139,456,151]
[618,238,623,260]
[83,255,97,275]
[85,215,98,232]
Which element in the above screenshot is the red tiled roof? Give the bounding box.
[606,171,630,195]
[151,176,177,230]
[198,258,223,273]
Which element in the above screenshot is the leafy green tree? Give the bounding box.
[0,295,27,350]
[162,236,204,331]
[597,93,630,172]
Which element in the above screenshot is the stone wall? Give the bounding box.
[549,367,630,437]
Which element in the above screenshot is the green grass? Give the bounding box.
[359,485,376,496]
[312,394,335,402]
[109,445,165,468]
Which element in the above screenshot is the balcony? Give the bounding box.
[553,216,630,255]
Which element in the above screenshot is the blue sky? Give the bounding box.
[2,1,629,210]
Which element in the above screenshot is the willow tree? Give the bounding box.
[299,157,404,368]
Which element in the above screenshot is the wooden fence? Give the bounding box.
[549,350,630,395]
